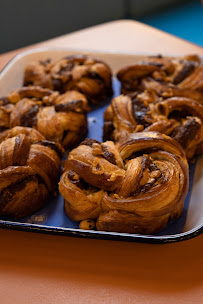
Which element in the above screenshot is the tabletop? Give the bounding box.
[0,20,203,304]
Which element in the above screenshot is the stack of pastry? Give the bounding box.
[0,54,113,219]
[1,54,113,150]
[59,54,203,235]
[0,53,202,235]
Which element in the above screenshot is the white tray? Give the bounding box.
[0,47,202,243]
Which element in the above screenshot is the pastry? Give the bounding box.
[59,132,189,234]
[103,91,203,162]
[0,126,63,218]
[0,97,14,132]
[24,55,113,104]
[1,86,89,149]
[117,54,203,103]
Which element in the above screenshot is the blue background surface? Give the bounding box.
[138,0,203,46]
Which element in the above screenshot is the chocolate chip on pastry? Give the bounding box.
[103,91,203,162]
[24,55,113,105]
[0,127,63,219]
[2,86,90,149]
[117,54,203,103]
[59,132,189,234]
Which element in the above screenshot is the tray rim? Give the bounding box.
[0,46,203,244]
[1,46,191,77]
[0,219,202,244]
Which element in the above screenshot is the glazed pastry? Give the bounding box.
[117,54,203,103]
[0,96,14,132]
[59,133,189,234]
[24,55,113,104]
[0,127,63,218]
[103,91,203,162]
[2,86,89,149]
[0,125,45,142]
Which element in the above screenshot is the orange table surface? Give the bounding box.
[0,20,203,304]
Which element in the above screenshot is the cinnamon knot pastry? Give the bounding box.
[0,97,14,132]
[1,86,89,149]
[59,132,189,234]
[24,55,113,104]
[103,91,203,162]
[117,54,203,103]
[0,127,63,218]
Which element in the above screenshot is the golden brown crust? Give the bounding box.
[1,86,89,149]
[0,126,45,143]
[0,97,14,132]
[103,92,203,162]
[0,127,62,218]
[117,54,203,103]
[59,132,189,234]
[24,55,113,104]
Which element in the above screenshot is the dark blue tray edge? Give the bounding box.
[0,220,202,244]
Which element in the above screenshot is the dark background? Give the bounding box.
[0,0,199,54]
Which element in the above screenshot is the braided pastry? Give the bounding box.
[59,133,189,234]
[117,54,203,103]
[0,127,63,218]
[0,97,14,132]
[24,55,113,104]
[0,86,89,149]
[103,91,203,162]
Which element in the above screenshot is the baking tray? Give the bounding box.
[0,47,202,244]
